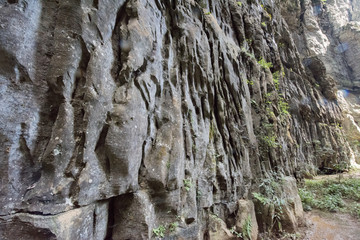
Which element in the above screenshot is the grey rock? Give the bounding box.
[0,0,358,239]
[0,202,109,240]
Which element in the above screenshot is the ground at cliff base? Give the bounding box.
[302,209,360,240]
[298,169,360,240]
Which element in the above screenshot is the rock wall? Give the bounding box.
[283,0,360,165]
[0,0,354,239]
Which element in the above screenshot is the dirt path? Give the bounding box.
[314,171,360,181]
[303,210,360,240]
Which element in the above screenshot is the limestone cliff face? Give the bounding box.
[282,0,360,165]
[0,0,354,239]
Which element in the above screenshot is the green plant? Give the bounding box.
[266,107,276,119]
[318,122,328,127]
[253,192,271,205]
[331,122,343,129]
[264,92,272,100]
[237,1,242,6]
[333,161,349,173]
[261,22,267,27]
[209,122,215,140]
[183,179,193,191]
[258,58,273,69]
[196,190,203,199]
[272,70,284,90]
[246,38,253,45]
[350,203,360,218]
[263,123,274,130]
[230,226,242,238]
[247,79,254,85]
[298,188,316,211]
[205,12,211,15]
[278,97,289,116]
[272,73,280,90]
[316,194,344,211]
[242,215,252,240]
[169,222,178,232]
[153,225,166,238]
[246,51,255,59]
[241,47,255,59]
[260,4,272,20]
[299,178,360,216]
[210,213,221,221]
[280,232,302,240]
[262,135,278,148]
[253,175,286,232]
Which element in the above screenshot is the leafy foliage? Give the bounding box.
[278,97,289,116]
[253,175,285,232]
[242,215,253,240]
[262,135,278,148]
[169,222,178,232]
[257,57,273,69]
[183,179,193,191]
[299,178,360,217]
[153,225,166,238]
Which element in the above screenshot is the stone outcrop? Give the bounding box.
[0,0,358,239]
[235,200,258,240]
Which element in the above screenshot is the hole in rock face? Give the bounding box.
[93,0,99,9]
[7,0,18,3]
[185,217,195,224]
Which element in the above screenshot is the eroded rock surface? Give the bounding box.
[0,0,357,239]
[283,0,360,166]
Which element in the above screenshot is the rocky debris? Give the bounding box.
[0,0,356,239]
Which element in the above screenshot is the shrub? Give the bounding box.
[299,178,360,216]
[257,57,273,69]
[242,215,253,240]
[253,175,285,232]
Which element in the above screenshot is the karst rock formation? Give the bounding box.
[0,0,359,239]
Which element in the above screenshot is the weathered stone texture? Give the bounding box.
[285,0,360,165]
[0,0,357,239]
